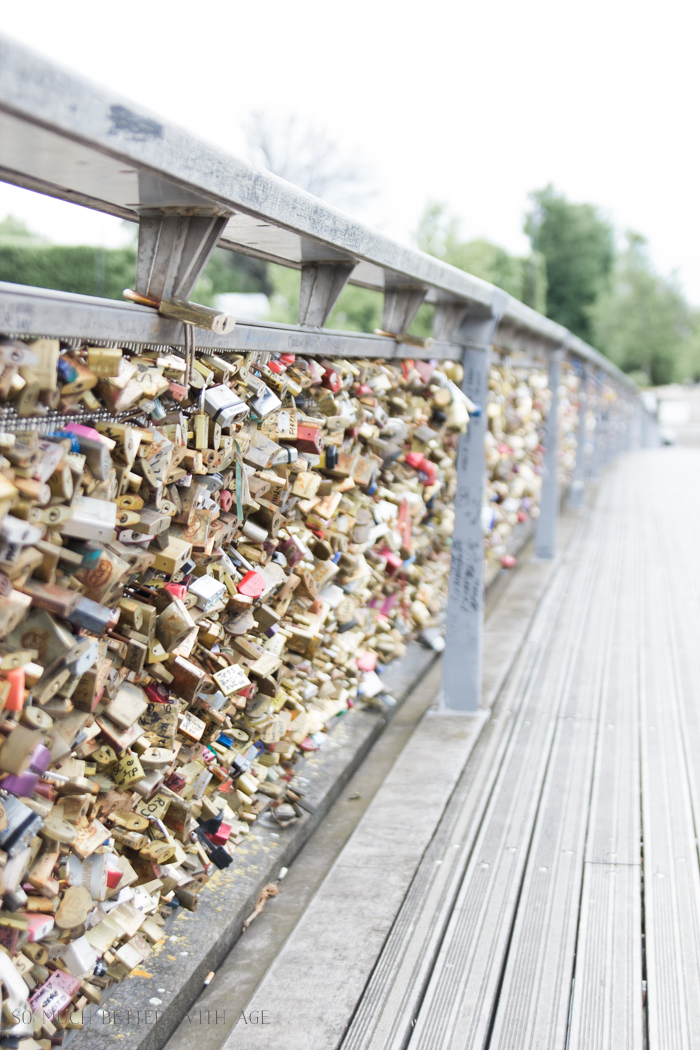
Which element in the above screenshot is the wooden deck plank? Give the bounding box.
[568,466,643,1049]
[639,452,700,1050]
[407,498,612,1050]
[339,526,592,1050]
[488,485,626,1049]
[568,863,643,1049]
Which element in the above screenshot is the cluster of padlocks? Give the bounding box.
[0,337,496,1040]
[0,329,628,1039]
[0,327,634,1039]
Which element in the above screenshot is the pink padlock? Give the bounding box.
[356,651,377,672]
[238,571,266,599]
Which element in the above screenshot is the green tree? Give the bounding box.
[0,215,47,245]
[0,213,135,299]
[0,242,136,299]
[590,232,693,386]
[415,202,546,312]
[264,263,386,334]
[192,247,271,306]
[328,284,383,333]
[0,214,271,306]
[525,185,613,342]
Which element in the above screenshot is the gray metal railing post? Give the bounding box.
[625,395,633,450]
[604,400,615,465]
[590,373,604,477]
[535,348,564,559]
[441,294,508,713]
[613,399,623,457]
[641,406,656,448]
[631,400,642,449]
[612,399,622,457]
[569,362,587,508]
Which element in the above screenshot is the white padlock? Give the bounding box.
[188,574,226,610]
[62,934,98,978]
[60,496,117,542]
[0,516,43,547]
[204,385,249,427]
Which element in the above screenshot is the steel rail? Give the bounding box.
[0,34,635,391]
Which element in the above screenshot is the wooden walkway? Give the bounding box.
[223,447,700,1050]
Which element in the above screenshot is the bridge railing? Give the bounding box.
[0,34,648,714]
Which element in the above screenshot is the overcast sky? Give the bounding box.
[2,0,699,300]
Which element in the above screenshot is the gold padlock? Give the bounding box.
[87,346,123,378]
[113,751,146,788]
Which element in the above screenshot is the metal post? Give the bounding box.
[641,404,658,448]
[614,400,623,457]
[621,398,632,451]
[626,397,635,450]
[568,363,587,508]
[612,398,623,456]
[636,402,644,449]
[590,373,604,477]
[642,405,654,447]
[535,349,564,559]
[441,293,508,713]
[641,407,648,448]
[604,400,616,464]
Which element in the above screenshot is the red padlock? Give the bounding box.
[220,489,233,513]
[291,425,324,454]
[382,549,404,575]
[106,864,124,890]
[322,368,341,393]
[207,822,232,846]
[405,452,437,486]
[145,683,170,704]
[168,382,187,402]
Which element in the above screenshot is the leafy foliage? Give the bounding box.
[0,242,136,300]
[590,233,694,386]
[265,264,388,335]
[192,248,271,306]
[0,216,270,307]
[524,185,614,342]
[415,202,547,312]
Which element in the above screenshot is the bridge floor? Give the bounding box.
[197,448,700,1049]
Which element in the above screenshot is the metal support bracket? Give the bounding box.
[298,261,356,328]
[382,283,427,335]
[441,291,509,714]
[535,347,565,559]
[135,211,230,303]
[432,300,469,344]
